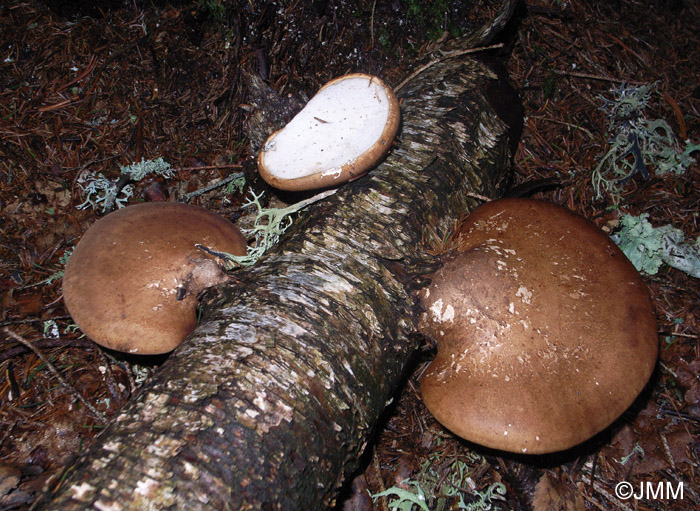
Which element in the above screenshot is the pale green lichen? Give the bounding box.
[77,157,174,212]
[76,172,134,211]
[198,189,336,268]
[42,248,72,286]
[593,82,699,204]
[43,319,60,339]
[371,481,429,511]
[616,443,645,466]
[225,174,246,195]
[120,157,174,181]
[612,213,700,278]
[370,448,506,511]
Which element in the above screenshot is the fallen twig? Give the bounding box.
[394,43,504,92]
[2,328,107,425]
[182,171,245,202]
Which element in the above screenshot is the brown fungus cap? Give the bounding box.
[257,73,400,191]
[419,199,658,454]
[63,202,247,355]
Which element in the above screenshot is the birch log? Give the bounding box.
[40,5,519,510]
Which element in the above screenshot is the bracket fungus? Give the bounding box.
[419,198,658,454]
[257,73,400,191]
[63,202,247,355]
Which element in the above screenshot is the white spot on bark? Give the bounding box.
[253,391,268,412]
[135,477,159,497]
[94,499,123,511]
[70,482,95,500]
[183,461,197,477]
[342,359,355,377]
[103,440,120,452]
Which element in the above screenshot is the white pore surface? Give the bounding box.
[262,76,392,179]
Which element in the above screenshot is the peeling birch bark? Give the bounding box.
[39,4,519,510]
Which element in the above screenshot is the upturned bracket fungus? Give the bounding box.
[257,73,400,191]
[63,202,247,355]
[419,198,658,454]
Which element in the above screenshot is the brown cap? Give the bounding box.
[63,202,247,354]
[419,199,658,454]
[257,73,400,191]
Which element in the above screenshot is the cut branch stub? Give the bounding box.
[257,73,400,191]
[419,198,658,454]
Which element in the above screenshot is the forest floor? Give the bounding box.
[1,1,698,510]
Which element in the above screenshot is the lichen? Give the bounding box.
[76,172,134,211]
[76,157,174,212]
[592,82,699,204]
[611,213,700,277]
[197,189,336,268]
[121,157,174,181]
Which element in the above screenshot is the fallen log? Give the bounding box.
[39,3,519,509]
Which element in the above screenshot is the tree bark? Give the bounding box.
[39,3,519,509]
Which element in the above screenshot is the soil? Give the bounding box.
[1,1,698,510]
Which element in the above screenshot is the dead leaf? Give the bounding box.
[532,473,585,511]
[665,428,694,466]
[14,290,44,318]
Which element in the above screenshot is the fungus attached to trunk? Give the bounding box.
[63,202,247,355]
[257,73,400,191]
[419,198,658,454]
